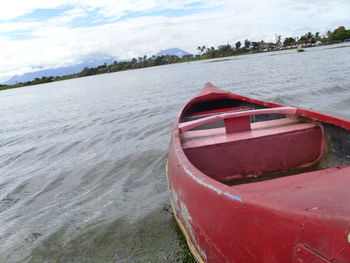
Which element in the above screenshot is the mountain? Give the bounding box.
[156,48,190,57]
[2,54,116,85]
[2,49,191,85]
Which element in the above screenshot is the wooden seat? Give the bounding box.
[182,106,251,130]
[181,117,324,182]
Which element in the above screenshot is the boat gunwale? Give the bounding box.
[171,83,350,204]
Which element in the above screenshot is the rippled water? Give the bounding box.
[0,44,349,262]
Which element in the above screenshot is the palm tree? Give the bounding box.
[306,32,313,41]
[235,41,241,49]
[244,39,250,49]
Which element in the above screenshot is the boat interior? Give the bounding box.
[179,98,350,185]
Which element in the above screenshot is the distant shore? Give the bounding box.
[1,26,349,92]
[0,43,347,92]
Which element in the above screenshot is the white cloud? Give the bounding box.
[0,0,70,20]
[49,8,87,24]
[0,21,40,32]
[0,0,350,82]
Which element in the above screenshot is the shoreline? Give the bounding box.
[1,43,348,92]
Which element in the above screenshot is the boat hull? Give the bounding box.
[167,83,350,263]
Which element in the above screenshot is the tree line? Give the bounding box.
[198,26,350,58]
[1,26,349,90]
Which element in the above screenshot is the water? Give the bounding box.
[0,44,349,262]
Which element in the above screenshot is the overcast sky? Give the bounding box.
[0,0,349,82]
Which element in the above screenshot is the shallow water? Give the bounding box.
[0,44,349,262]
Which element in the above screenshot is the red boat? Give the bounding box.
[167,83,350,263]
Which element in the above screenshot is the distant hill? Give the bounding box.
[156,48,190,57]
[3,54,116,85]
[2,49,191,85]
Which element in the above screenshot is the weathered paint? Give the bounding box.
[167,83,350,262]
[294,244,331,263]
[166,161,207,262]
[169,193,206,263]
[223,192,243,202]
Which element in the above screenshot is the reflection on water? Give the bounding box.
[0,43,349,262]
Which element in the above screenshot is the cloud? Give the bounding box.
[0,0,350,82]
[0,0,69,20]
[0,21,40,33]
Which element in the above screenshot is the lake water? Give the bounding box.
[0,44,349,262]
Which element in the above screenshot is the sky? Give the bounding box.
[0,0,349,82]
